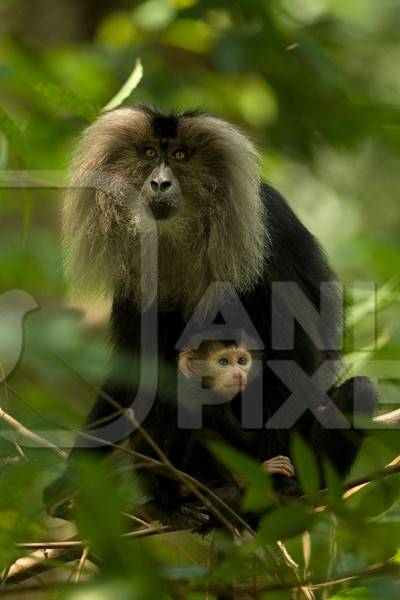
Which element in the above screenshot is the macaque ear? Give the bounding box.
[178,351,194,379]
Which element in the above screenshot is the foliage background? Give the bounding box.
[0,0,400,598]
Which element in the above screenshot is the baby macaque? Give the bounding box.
[177,340,295,500]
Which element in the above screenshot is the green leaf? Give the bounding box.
[0,108,29,164]
[208,441,275,512]
[0,134,8,168]
[322,459,344,507]
[34,82,99,121]
[291,435,320,497]
[102,58,144,112]
[337,520,400,563]
[133,0,175,31]
[257,505,316,543]
[346,474,400,519]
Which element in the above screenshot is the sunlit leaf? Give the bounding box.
[102,59,144,112]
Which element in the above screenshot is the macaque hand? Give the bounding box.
[262,455,295,478]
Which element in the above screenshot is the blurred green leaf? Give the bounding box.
[257,505,316,543]
[0,108,29,163]
[291,435,320,497]
[208,441,275,511]
[162,19,215,53]
[133,0,175,31]
[0,134,8,168]
[34,82,99,121]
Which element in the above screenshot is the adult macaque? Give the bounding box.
[44,105,378,529]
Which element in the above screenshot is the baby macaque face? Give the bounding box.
[178,343,253,398]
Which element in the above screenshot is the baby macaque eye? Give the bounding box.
[237,356,248,366]
[218,357,229,367]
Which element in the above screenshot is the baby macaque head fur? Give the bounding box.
[178,341,254,398]
[63,105,267,312]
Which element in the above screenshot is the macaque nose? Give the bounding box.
[150,178,172,192]
[232,370,242,381]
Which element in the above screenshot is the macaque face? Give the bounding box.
[179,345,253,398]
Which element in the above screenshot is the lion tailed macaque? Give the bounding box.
[44,105,379,530]
[176,340,295,506]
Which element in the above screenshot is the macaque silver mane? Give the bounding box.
[63,106,267,314]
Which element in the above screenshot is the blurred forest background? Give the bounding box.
[0,0,400,598]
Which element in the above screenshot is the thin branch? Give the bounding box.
[0,364,66,460]
[16,541,86,550]
[6,525,175,585]
[0,406,67,459]
[343,454,400,499]
[122,524,175,538]
[276,540,315,600]
[122,512,152,528]
[72,545,89,583]
[374,408,400,425]
[2,547,83,585]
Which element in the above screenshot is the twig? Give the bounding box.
[16,541,86,550]
[15,525,174,552]
[122,524,174,538]
[72,545,89,583]
[0,367,67,460]
[276,541,315,600]
[0,406,67,459]
[122,512,152,528]
[1,364,62,460]
[343,454,400,499]
[374,408,400,425]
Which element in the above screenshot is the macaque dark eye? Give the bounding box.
[143,147,157,159]
[238,356,248,366]
[218,357,229,367]
[172,148,187,161]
